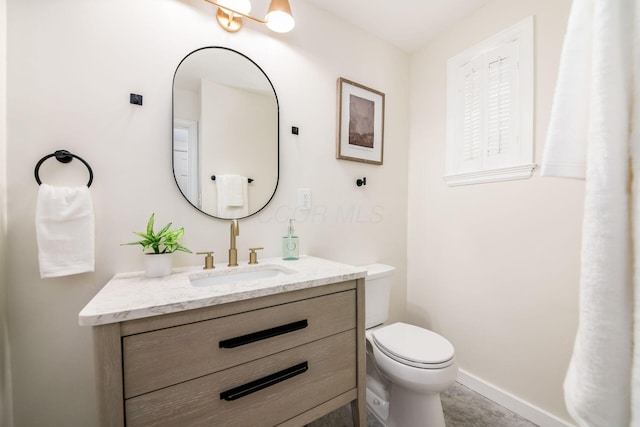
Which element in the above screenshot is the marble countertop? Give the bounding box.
[79,256,366,326]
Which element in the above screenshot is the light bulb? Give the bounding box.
[266,11,294,32]
[265,0,294,33]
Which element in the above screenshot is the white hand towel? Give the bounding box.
[216,175,248,217]
[220,174,245,207]
[36,183,95,278]
[541,0,636,425]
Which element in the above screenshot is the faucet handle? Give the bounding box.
[248,247,264,265]
[196,251,215,270]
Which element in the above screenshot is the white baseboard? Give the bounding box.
[456,369,575,427]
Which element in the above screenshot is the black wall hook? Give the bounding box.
[356,177,367,187]
[34,150,94,187]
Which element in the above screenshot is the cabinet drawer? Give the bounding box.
[125,329,356,427]
[123,290,355,398]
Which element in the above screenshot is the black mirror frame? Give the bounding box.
[171,46,280,220]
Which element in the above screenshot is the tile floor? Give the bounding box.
[307,382,539,427]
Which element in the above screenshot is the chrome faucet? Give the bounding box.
[228,219,239,267]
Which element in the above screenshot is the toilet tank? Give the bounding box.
[363,264,395,329]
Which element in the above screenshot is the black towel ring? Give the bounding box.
[34,150,93,187]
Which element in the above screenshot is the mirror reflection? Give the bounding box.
[173,47,279,219]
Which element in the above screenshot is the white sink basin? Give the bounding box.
[190,265,295,287]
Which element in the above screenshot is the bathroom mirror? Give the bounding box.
[172,47,279,219]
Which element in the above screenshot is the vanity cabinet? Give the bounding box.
[91,279,366,427]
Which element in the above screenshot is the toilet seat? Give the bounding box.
[372,322,455,369]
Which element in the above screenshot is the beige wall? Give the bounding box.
[0,0,13,425]
[407,0,581,423]
[5,0,409,425]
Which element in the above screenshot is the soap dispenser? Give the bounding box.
[282,219,299,260]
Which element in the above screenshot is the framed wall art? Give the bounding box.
[336,77,385,165]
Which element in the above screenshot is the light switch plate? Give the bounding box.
[298,188,311,210]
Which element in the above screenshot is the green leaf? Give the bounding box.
[157,222,172,237]
[146,213,155,236]
[121,240,144,246]
[175,244,193,254]
[132,231,154,241]
[165,228,184,242]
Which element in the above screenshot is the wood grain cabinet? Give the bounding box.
[92,280,366,427]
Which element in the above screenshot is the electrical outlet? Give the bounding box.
[298,188,312,210]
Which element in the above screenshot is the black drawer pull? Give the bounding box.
[220,361,309,401]
[219,319,308,349]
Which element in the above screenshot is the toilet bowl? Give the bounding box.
[363,264,458,427]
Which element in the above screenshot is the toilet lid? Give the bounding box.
[372,322,455,368]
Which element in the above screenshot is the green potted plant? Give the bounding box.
[123,213,192,277]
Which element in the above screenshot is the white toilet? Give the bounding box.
[364,264,458,427]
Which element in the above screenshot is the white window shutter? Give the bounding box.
[484,42,518,169]
[445,16,534,186]
[459,56,484,171]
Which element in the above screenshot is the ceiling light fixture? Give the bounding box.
[204,0,295,33]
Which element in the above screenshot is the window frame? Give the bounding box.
[445,16,535,186]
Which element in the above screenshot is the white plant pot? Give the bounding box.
[144,253,173,278]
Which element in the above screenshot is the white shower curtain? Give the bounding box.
[541,0,639,426]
